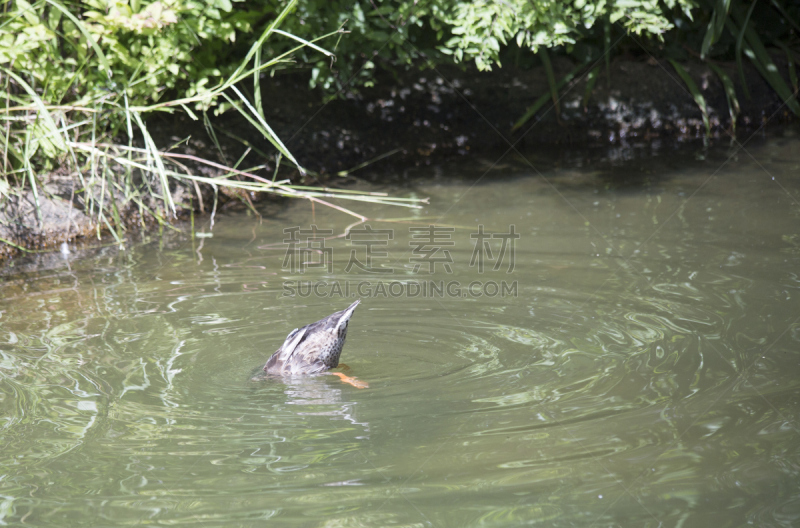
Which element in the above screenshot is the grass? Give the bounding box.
[0,0,427,253]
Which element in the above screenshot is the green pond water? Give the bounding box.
[1,135,799,527]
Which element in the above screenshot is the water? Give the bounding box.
[1,135,799,526]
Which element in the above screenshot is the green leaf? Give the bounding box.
[668,59,711,137]
[709,63,739,134]
[701,0,731,59]
[728,10,800,117]
[15,0,41,25]
[732,0,757,99]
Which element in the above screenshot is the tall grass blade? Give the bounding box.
[101,214,124,246]
[254,45,265,120]
[709,63,739,133]
[88,108,98,218]
[668,59,711,137]
[701,0,731,59]
[96,153,107,238]
[203,111,228,164]
[23,128,43,227]
[337,148,402,176]
[132,111,176,216]
[728,12,800,117]
[733,0,757,99]
[105,160,125,240]
[582,66,600,110]
[227,0,299,85]
[225,86,303,172]
[271,29,336,58]
[2,72,12,174]
[0,237,31,252]
[540,49,560,119]
[512,63,584,132]
[273,153,282,183]
[123,92,134,193]
[775,41,798,92]
[604,18,611,87]
[0,67,66,152]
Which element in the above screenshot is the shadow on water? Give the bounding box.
[1,134,799,526]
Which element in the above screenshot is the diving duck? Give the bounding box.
[263,300,367,387]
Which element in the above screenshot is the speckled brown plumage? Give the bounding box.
[263,300,360,376]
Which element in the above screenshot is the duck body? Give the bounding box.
[263,300,360,376]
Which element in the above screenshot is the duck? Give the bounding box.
[262,300,367,387]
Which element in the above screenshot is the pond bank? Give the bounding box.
[246,57,795,175]
[1,56,796,262]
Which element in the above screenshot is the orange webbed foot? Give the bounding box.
[330,371,369,389]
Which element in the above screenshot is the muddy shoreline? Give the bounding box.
[1,56,796,262]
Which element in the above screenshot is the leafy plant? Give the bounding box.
[269,0,696,93]
[670,0,800,136]
[0,0,426,248]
